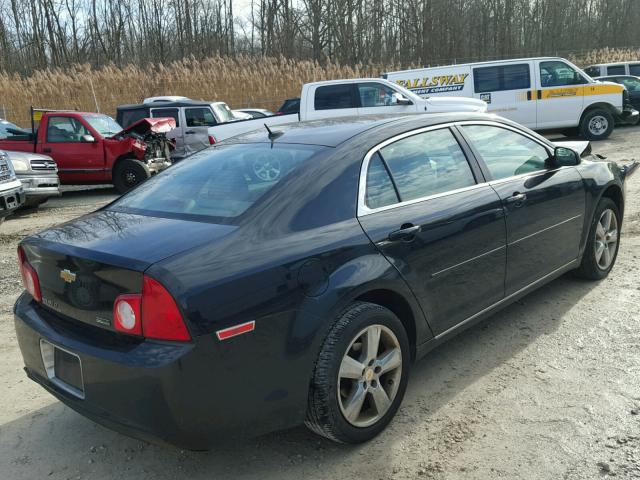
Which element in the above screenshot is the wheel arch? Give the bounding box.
[580,102,618,124]
[599,182,624,220]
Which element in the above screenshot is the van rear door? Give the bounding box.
[471,61,536,128]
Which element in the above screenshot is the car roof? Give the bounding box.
[223,112,500,147]
[117,99,214,110]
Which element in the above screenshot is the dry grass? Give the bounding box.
[0,56,400,126]
[2,48,640,126]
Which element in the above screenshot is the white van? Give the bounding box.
[383,57,637,140]
[584,62,640,78]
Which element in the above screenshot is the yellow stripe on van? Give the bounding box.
[538,83,623,100]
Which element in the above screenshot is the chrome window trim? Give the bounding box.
[358,122,484,217]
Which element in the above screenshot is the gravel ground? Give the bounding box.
[1,127,639,480]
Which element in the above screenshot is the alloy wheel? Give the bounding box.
[594,208,618,270]
[337,324,402,428]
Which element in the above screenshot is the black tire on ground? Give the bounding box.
[112,158,151,194]
[579,108,615,140]
[574,197,621,280]
[305,301,410,443]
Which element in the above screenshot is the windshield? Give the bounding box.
[83,114,123,137]
[391,82,424,102]
[0,119,23,139]
[110,143,326,222]
[211,103,235,123]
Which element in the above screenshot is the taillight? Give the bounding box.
[208,135,216,145]
[17,246,42,302]
[112,275,191,342]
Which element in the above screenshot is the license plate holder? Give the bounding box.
[40,340,85,399]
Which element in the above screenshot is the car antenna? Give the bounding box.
[264,123,283,142]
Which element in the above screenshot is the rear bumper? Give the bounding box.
[0,181,25,217]
[13,294,305,449]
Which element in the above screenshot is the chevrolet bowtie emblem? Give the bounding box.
[60,269,77,283]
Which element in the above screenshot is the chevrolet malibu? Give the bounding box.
[14,113,634,448]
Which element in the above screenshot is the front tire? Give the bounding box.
[113,158,151,194]
[575,197,621,280]
[579,108,615,140]
[305,302,410,443]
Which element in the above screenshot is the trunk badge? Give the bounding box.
[60,269,77,283]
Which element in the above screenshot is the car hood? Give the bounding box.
[424,96,488,113]
[112,117,176,138]
[4,150,53,162]
[26,209,236,271]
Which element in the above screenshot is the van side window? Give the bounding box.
[607,65,626,75]
[473,64,530,93]
[540,61,587,87]
[314,85,357,110]
[630,64,640,76]
[583,66,601,78]
[150,108,180,127]
[461,125,551,180]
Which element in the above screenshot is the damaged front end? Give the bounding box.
[106,118,176,174]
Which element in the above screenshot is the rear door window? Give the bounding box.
[378,128,476,202]
[473,64,531,93]
[584,66,601,78]
[365,153,399,209]
[314,85,357,110]
[185,107,217,127]
[607,65,626,75]
[119,109,147,128]
[461,125,551,180]
[150,108,180,127]
[629,64,640,76]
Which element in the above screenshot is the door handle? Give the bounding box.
[42,147,52,153]
[185,130,196,135]
[388,224,421,242]
[505,192,527,206]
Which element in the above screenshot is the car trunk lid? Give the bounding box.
[21,210,235,332]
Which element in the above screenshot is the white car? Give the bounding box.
[0,150,24,224]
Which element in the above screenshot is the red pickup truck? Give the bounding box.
[0,109,175,193]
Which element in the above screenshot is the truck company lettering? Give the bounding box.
[396,74,469,95]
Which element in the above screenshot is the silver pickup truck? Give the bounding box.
[0,150,25,224]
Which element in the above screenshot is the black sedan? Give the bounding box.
[595,75,640,123]
[14,113,635,449]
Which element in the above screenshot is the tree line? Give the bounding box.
[0,0,639,75]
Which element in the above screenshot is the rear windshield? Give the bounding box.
[110,143,325,222]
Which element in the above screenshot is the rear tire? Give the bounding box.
[575,197,621,280]
[113,158,150,194]
[305,302,410,443]
[579,108,614,140]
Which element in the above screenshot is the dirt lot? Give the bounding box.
[1,128,640,480]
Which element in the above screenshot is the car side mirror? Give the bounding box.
[391,93,413,106]
[554,146,580,167]
[81,134,96,143]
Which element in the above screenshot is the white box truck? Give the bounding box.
[383,57,638,140]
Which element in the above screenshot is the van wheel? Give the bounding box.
[305,302,410,443]
[580,109,614,140]
[113,159,150,194]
